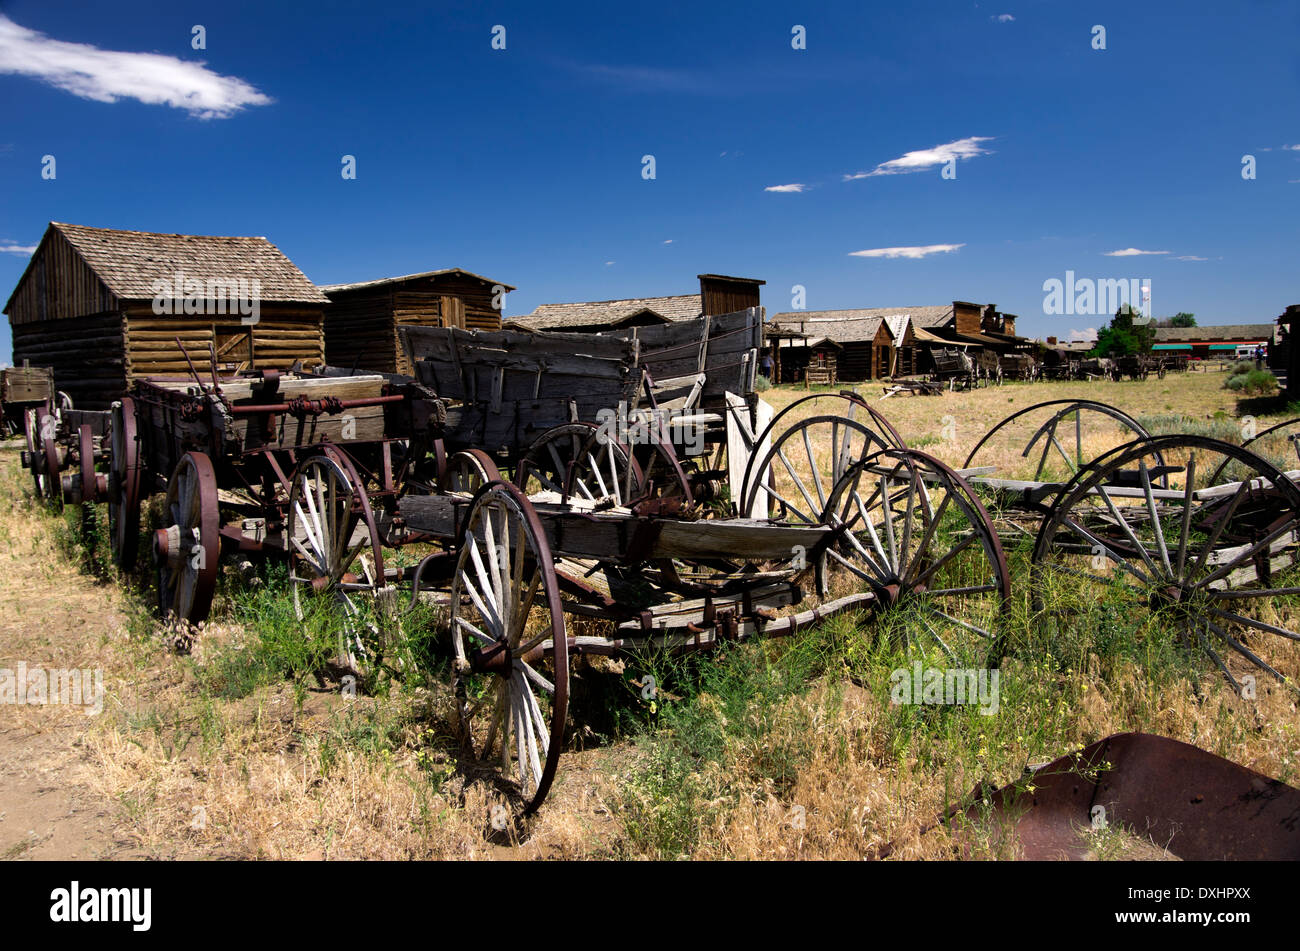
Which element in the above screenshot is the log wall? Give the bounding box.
[11,311,127,408]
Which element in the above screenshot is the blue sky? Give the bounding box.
[1,0,1297,360]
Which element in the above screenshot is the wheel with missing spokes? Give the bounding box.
[450,481,568,814]
[821,449,1011,666]
[1031,435,1300,695]
[155,452,220,624]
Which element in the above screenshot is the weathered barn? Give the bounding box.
[4,222,328,408]
[320,269,515,374]
[507,274,763,333]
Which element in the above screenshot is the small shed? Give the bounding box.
[4,222,328,408]
[320,268,516,374]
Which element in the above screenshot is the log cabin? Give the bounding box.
[320,269,516,374]
[4,222,329,409]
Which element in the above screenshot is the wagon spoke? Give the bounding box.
[802,427,826,510]
[1174,453,1197,577]
[1059,515,1154,588]
[911,532,980,589]
[1190,478,1251,578]
[1194,518,1300,590]
[1091,486,1161,581]
[1139,461,1173,577]
[777,447,821,519]
[925,606,994,640]
[1206,608,1300,642]
[454,613,499,645]
[1206,619,1293,686]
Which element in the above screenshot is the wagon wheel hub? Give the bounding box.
[152,524,202,568]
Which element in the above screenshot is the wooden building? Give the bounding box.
[4,222,328,409]
[1277,306,1300,396]
[769,308,939,382]
[321,269,515,374]
[1151,323,1275,361]
[507,274,763,333]
[769,301,1033,382]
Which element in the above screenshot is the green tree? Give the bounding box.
[1092,304,1154,357]
[1170,312,1196,328]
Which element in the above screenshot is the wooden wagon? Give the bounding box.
[104,365,427,634]
[338,313,1004,812]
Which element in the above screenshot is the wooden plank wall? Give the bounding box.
[326,275,506,374]
[699,277,762,319]
[323,288,399,372]
[953,302,983,335]
[6,229,119,326]
[11,311,127,409]
[123,306,325,379]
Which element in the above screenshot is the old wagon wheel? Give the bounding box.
[514,423,632,500]
[820,449,1011,665]
[450,481,568,814]
[962,399,1157,491]
[1031,435,1300,694]
[155,452,221,624]
[741,414,893,526]
[1216,417,1300,481]
[107,398,142,568]
[287,451,391,668]
[27,409,63,508]
[569,423,688,510]
[442,449,503,494]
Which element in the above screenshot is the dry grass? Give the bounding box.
[2,369,1297,860]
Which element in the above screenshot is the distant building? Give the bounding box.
[507,274,763,333]
[768,301,1029,383]
[1152,323,1275,360]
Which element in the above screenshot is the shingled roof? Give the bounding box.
[321,268,515,295]
[1153,324,1274,342]
[771,305,954,339]
[509,294,702,331]
[771,306,956,343]
[24,222,328,307]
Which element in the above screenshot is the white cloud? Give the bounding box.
[0,14,272,118]
[1103,248,1170,256]
[1173,255,1208,261]
[992,14,1015,22]
[1069,328,1097,341]
[0,242,36,255]
[849,243,965,259]
[845,136,993,179]
[764,183,807,193]
[604,261,615,266]
[662,239,673,244]
[1284,144,1300,151]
